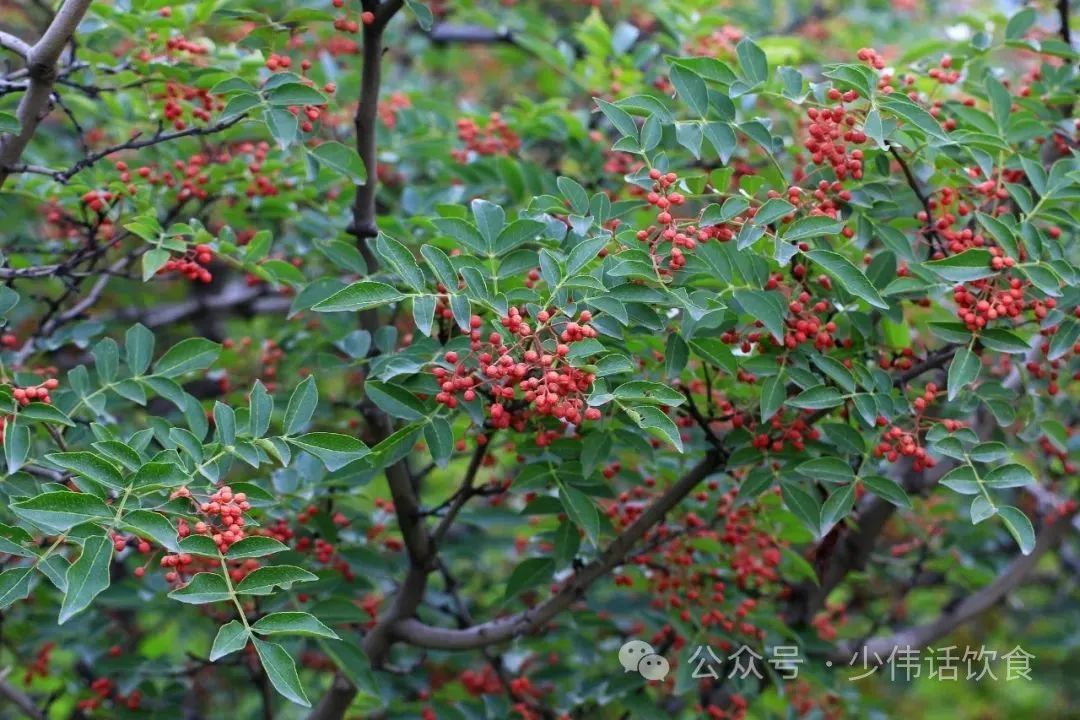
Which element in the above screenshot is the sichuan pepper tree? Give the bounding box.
[0,1,1077,718]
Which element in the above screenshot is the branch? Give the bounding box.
[0,31,31,60]
[392,450,724,650]
[833,511,1074,663]
[429,24,514,45]
[0,0,94,188]
[888,144,945,257]
[431,440,490,542]
[3,113,247,184]
[348,0,404,240]
[0,668,45,720]
[1059,0,1072,47]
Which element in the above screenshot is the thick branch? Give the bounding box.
[393,450,724,650]
[0,0,94,188]
[833,511,1073,662]
[348,0,404,239]
[0,31,31,60]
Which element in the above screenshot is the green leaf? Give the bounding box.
[625,405,683,452]
[1048,318,1080,361]
[559,483,601,548]
[142,248,171,281]
[978,328,1030,353]
[365,381,426,420]
[878,93,947,141]
[781,483,822,535]
[266,82,326,106]
[252,611,339,639]
[125,324,154,375]
[45,452,123,490]
[805,250,888,309]
[236,565,318,595]
[733,290,785,342]
[557,176,589,213]
[432,218,487,255]
[155,338,222,377]
[670,65,709,116]
[736,38,768,85]
[983,463,1033,488]
[10,492,112,532]
[496,219,546,255]
[612,381,685,406]
[209,620,249,661]
[19,402,74,427]
[4,417,29,474]
[283,376,318,435]
[970,442,1009,463]
[947,346,980,400]
[940,465,980,495]
[59,535,113,624]
[702,122,736,163]
[689,338,737,375]
[783,216,843,241]
[168,573,232,604]
[753,198,795,226]
[863,475,912,508]
[405,0,433,29]
[471,199,505,252]
[999,506,1035,555]
[760,373,785,422]
[376,233,425,291]
[226,537,290,560]
[1005,7,1036,40]
[121,511,179,552]
[796,457,853,483]
[309,141,366,183]
[924,249,995,282]
[249,380,273,437]
[265,107,298,147]
[253,638,310,707]
[504,557,555,600]
[0,568,33,610]
[820,483,855,532]
[596,98,639,138]
[131,461,188,489]
[421,244,458,288]
[312,281,406,312]
[788,385,845,410]
[289,432,370,471]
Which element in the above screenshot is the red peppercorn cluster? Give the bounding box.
[23,642,55,684]
[160,81,216,130]
[378,91,412,129]
[811,601,847,641]
[873,424,937,471]
[927,54,961,84]
[805,91,866,180]
[12,378,59,406]
[751,413,823,453]
[80,189,114,213]
[159,243,214,284]
[952,276,1038,331]
[856,47,886,70]
[194,485,252,552]
[452,112,521,161]
[433,309,601,431]
[634,168,694,271]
